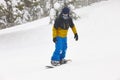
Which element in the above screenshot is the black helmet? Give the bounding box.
[62,7,70,14]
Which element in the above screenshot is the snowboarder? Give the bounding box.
[51,7,78,66]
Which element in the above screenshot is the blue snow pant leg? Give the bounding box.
[51,37,67,61]
[60,38,67,60]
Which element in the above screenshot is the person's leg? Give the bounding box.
[60,37,67,60]
[51,37,62,61]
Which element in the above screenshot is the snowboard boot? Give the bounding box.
[51,60,60,66]
[60,59,67,65]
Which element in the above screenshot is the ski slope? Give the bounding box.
[0,0,120,80]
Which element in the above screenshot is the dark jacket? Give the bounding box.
[52,14,77,38]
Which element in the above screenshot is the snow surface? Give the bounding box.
[0,0,120,80]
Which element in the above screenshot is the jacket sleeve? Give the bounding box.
[52,26,57,38]
[69,18,77,34]
[52,18,59,38]
[71,26,77,34]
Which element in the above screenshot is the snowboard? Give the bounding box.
[45,59,72,69]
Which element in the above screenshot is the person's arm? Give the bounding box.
[71,26,77,35]
[52,26,57,38]
[69,18,78,41]
[52,18,59,43]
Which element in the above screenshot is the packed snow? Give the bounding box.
[0,0,120,80]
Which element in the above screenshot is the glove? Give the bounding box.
[53,37,57,43]
[74,33,78,41]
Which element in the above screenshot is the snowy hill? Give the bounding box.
[0,0,120,80]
